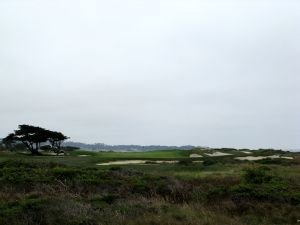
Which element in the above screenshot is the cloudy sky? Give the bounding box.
[0,0,299,149]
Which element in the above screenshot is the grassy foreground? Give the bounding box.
[0,149,300,225]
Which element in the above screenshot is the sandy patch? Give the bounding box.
[78,155,90,157]
[205,152,232,157]
[281,156,294,160]
[96,160,179,166]
[241,151,252,154]
[151,161,179,164]
[235,155,293,161]
[235,156,266,161]
[267,155,281,159]
[150,160,202,164]
[97,160,146,166]
[190,154,203,158]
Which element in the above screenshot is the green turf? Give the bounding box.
[1,149,299,179]
[70,149,191,158]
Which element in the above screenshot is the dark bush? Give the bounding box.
[178,159,193,166]
[243,167,272,184]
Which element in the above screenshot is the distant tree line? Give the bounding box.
[64,141,202,152]
[2,125,68,155]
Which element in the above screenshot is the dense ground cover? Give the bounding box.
[0,149,299,225]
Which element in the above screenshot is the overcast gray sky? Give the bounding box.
[0,0,299,149]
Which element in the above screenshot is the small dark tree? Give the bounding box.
[3,125,68,155]
[2,133,15,149]
[47,131,69,155]
[13,125,48,155]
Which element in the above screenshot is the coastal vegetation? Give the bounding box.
[0,145,299,225]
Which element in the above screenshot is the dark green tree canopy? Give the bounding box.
[3,125,68,155]
[47,131,69,153]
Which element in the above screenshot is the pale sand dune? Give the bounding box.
[241,151,252,154]
[267,155,281,159]
[96,160,179,166]
[205,152,232,157]
[281,156,294,160]
[236,155,293,161]
[97,160,146,165]
[235,156,266,161]
[190,154,203,158]
[152,161,178,164]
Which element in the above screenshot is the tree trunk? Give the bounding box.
[22,141,35,154]
[25,142,40,155]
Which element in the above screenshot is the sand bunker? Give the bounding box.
[96,160,179,166]
[281,156,294,160]
[190,154,203,158]
[267,155,281,159]
[235,155,293,161]
[78,155,90,157]
[192,161,203,163]
[205,152,232,157]
[150,161,178,164]
[241,151,252,154]
[97,160,146,165]
[235,156,266,161]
